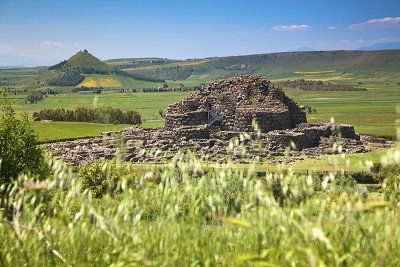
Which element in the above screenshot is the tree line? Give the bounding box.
[275,79,367,91]
[33,106,141,125]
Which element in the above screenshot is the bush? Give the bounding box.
[0,93,48,184]
[27,90,45,103]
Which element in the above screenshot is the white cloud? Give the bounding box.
[271,24,310,31]
[40,41,67,49]
[237,31,247,34]
[326,26,336,30]
[348,17,400,30]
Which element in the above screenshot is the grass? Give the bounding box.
[285,84,400,138]
[31,121,129,142]
[1,143,400,265]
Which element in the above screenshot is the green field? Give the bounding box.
[2,81,398,141]
[2,91,190,140]
[31,121,129,142]
[286,83,400,138]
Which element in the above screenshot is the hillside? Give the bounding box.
[4,49,400,89]
[122,50,400,84]
[105,57,181,69]
[11,50,114,87]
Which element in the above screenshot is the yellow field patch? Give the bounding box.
[79,75,121,88]
[293,70,336,75]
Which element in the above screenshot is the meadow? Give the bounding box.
[2,81,398,142]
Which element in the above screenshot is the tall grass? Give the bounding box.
[1,139,399,266]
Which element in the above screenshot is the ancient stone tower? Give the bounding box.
[165,76,307,132]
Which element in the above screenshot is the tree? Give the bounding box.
[0,92,48,184]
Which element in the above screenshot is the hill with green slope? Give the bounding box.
[49,50,113,74]
[5,49,400,89]
[13,50,115,87]
[125,50,400,84]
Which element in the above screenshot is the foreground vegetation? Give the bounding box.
[1,144,400,265]
[1,92,400,265]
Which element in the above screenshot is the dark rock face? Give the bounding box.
[165,76,306,132]
[44,76,392,166]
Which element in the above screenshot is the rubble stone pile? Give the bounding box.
[45,76,392,166]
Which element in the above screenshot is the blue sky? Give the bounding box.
[0,0,399,65]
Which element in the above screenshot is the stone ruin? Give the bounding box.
[45,76,392,166]
[165,76,306,132]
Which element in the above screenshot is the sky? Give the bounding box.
[0,0,400,66]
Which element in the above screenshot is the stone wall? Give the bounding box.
[176,125,209,139]
[165,110,208,128]
[234,107,291,132]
